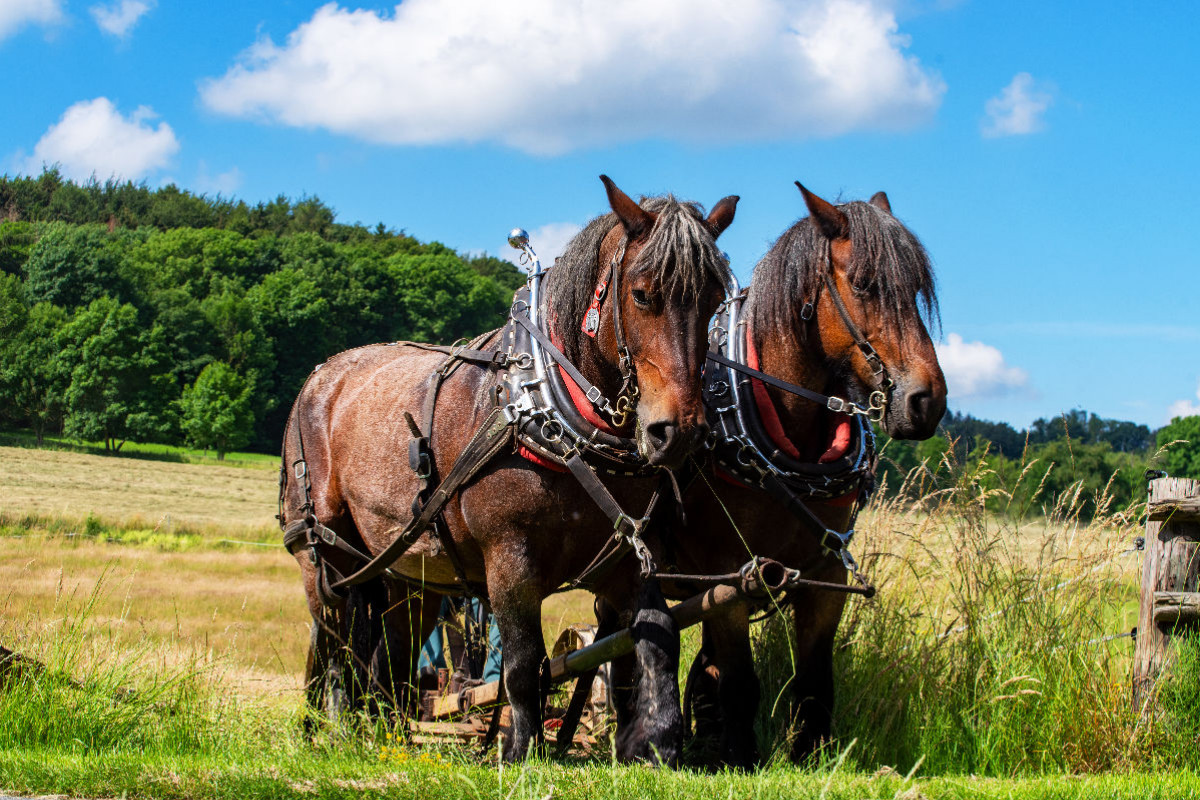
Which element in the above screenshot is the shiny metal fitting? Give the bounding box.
[508,228,530,249]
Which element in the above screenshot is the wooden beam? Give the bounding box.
[1148,497,1200,522]
[1153,591,1200,626]
[430,679,504,720]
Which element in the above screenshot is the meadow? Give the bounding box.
[2,441,1200,798]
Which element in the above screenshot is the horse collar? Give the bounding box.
[702,300,877,503]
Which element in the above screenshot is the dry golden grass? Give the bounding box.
[0,444,280,533]
[0,444,602,695]
[0,536,310,696]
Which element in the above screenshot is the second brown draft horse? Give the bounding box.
[279,176,738,763]
[672,183,946,767]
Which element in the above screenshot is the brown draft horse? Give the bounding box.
[279,176,738,763]
[670,183,946,767]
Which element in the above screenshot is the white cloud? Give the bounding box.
[982,72,1053,138]
[89,0,153,38]
[502,222,584,269]
[936,333,1029,399]
[1167,381,1200,421]
[21,97,179,182]
[0,0,62,41]
[200,0,945,154]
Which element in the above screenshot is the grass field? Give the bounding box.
[1,440,1197,799]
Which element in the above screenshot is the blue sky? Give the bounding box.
[2,0,1197,430]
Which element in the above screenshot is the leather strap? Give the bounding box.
[706,350,837,410]
[331,405,514,590]
[511,311,618,417]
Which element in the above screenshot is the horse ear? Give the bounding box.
[795,181,848,240]
[704,195,739,239]
[600,175,653,239]
[869,191,892,214]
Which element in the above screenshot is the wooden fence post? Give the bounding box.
[1133,476,1200,710]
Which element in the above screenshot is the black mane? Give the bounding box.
[746,200,939,338]
[543,195,731,364]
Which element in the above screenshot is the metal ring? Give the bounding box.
[736,445,758,468]
[540,419,564,443]
[513,352,534,370]
[708,325,728,347]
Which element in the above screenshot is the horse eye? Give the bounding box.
[631,289,651,308]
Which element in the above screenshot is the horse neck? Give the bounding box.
[751,312,836,461]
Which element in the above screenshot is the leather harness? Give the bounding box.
[281,247,672,607]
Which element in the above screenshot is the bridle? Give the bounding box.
[707,257,895,426]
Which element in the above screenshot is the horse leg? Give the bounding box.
[302,606,352,731]
[787,568,849,760]
[488,569,547,762]
[595,597,638,738]
[295,555,360,727]
[612,579,683,768]
[681,623,722,762]
[705,606,760,769]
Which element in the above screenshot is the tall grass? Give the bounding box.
[753,440,1151,774]
[0,575,252,756]
[10,441,1200,799]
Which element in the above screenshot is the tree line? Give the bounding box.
[877,408,1199,516]
[0,170,524,457]
[1,170,1195,496]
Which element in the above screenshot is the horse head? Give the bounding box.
[749,182,945,440]
[548,176,738,467]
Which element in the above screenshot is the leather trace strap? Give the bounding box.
[330,405,514,591]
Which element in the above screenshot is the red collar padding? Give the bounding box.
[745,329,852,464]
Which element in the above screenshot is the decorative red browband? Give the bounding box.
[581,272,609,337]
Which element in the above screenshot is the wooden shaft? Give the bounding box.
[548,583,745,681]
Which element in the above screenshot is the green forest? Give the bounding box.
[0,171,1195,506]
[0,169,524,457]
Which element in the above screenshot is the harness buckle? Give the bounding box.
[613,512,642,538]
[800,302,814,321]
[826,396,847,413]
[585,386,603,405]
[293,460,307,480]
[865,351,885,376]
[316,523,337,546]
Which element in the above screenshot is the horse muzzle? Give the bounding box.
[884,380,946,440]
[638,418,709,468]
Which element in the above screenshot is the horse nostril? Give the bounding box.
[645,421,675,450]
[906,388,945,426]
